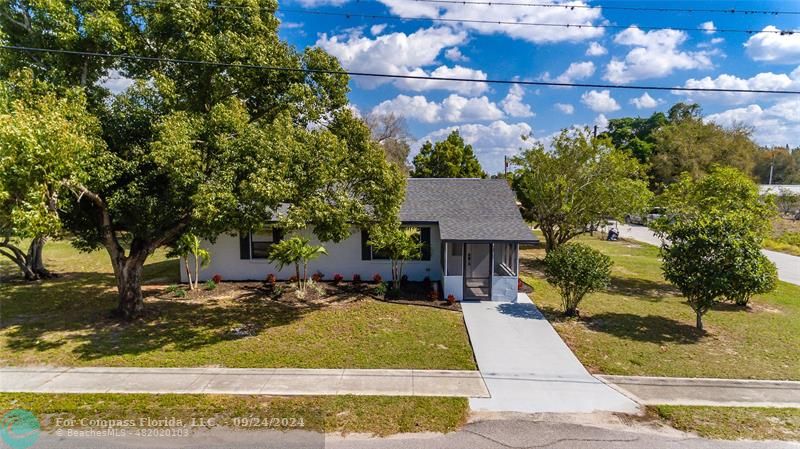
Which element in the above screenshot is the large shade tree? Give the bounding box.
[512,127,653,252]
[0,70,102,280]
[4,0,404,318]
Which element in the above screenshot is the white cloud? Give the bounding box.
[444,47,468,62]
[586,41,608,56]
[700,21,716,34]
[371,93,504,123]
[293,0,349,5]
[604,26,713,84]
[555,103,575,114]
[581,89,620,112]
[705,98,800,147]
[542,61,596,84]
[414,120,534,173]
[501,84,534,117]
[101,70,134,94]
[679,67,800,103]
[630,92,660,109]
[377,0,605,44]
[398,65,489,96]
[745,26,800,63]
[316,27,487,94]
[370,24,387,35]
[594,114,609,132]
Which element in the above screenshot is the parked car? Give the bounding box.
[625,208,665,225]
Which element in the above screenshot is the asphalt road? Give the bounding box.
[31,418,800,449]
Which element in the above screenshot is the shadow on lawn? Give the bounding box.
[607,276,679,302]
[583,312,705,344]
[1,262,329,362]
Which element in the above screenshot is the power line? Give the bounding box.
[274,8,798,35]
[4,44,800,95]
[129,0,798,35]
[404,0,800,16]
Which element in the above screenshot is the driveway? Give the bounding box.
[620,223,800,286]
[461,294,639,414]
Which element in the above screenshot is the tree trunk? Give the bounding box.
[0,236,53,281]
[116,257,146,320]
[28,236,53,279]
[695,312,703,331]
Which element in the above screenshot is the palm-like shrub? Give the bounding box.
[268,236,327,292]
[544,243,612,316]
[169,233,211,290]
[367,225,421,289]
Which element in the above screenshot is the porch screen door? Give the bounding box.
[464,243,491,300]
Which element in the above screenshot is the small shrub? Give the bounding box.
[288,275,299,283]
[374,282,388,297]
[311,271,324,282]
[400,274,409,285]
[265,273,277,285]
[212,274,223,284]
[428,290,438,301]
[273,285,284,297]
[352,274,362,284]
[386,287,400,299]
[332,273,344,285]
[204,279,217,290]
[544,243,612,317]
[372,273,383,283]
[173,288,187,298]
[447,294,456,304]
[166,284,180,294]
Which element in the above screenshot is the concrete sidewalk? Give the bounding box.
[463,294,640,414]
[600,375,800,407]
[0,367,489,397]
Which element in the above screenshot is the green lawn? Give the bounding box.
[0,393,468,436]
[0,240,475,370]
[520,235,800,380]
[652,405,800,441]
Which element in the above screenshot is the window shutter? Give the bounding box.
[239,231,251,260]
[272,228,284,243]
[361,229,372,260]
[420,228,431,261]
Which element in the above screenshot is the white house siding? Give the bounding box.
[182,225,442,283]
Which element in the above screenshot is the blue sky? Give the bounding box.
[275,0,800,173]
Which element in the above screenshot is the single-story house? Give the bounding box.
[183,178,538,301]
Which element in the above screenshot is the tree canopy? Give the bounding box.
[0,70,103,279]
[366,112,412,171]
[3,0,404,318]
[512,127,653,252]
[411,130,486,178]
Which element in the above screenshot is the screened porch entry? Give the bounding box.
[442,241,519,301]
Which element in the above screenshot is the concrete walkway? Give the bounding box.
[600,375,800,407]
[620,223,800,286]
[0,367,489,397]
[462,294,640,414]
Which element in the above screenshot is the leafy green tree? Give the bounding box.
[512,127,653,252]
[653,167,778,328]
[0,70,102,280]
[544,243,612,316]
[754,147,800,185]
[367,225,422,290]
[8,1,404,318]
[603,113,667,164]
[268,236,327,292]
[652,105,759,187]
[168,233,210,291]
[774,188,800,216]
[412,130,486,178]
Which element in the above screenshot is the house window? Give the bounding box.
[493,243,517,276]
[239,228,283,259]
[251,230,274,259]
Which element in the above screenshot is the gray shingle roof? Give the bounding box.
[400,178,538,242]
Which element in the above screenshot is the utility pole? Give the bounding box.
[504,155,508,176]
[769,153,775,186]
[593,125,598,139]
